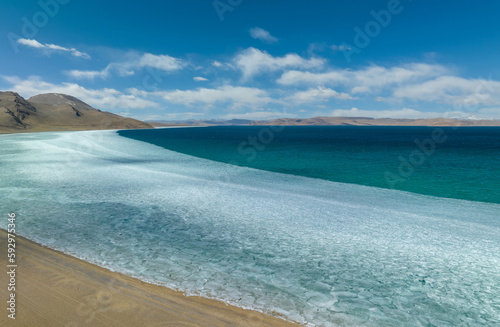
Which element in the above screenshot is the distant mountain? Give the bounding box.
[249,116,500,127]
[149,119,254,126]
[0,92,152,133]
[149,116,500,127]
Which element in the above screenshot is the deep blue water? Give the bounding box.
[119,126,500,204]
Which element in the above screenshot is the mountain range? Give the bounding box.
[249,116,500,126]
[151,116,500,127]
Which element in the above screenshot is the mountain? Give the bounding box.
[149,116,500,127]
[249,116,500,127]
[29,93,97,112]
[0,92,152,133]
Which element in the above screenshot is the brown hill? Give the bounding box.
[29,93,97,111]
[0,91,152,134]
[250,116,500,127]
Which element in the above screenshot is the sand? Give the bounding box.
[0,229,301,327]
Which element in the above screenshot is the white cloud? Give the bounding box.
[329,107,500,120]
[139,53,184,71]
[193,76,209,82]
[210,60,233,70]
[67,52,185,80]
[330,107,445,119]
[17,38,44,48]
[278,70,347,86]
[351,64,448,94]
[278,62,500,116]
[330,44,351,52]
[392,76,500,106]
[130,112,206,121]
[17,38,90,59]
[288,87,354,103]
[157,112,206,120]
[3,75,157,110]
[249,27,278,43]
[221,111,287,120]
[67,68,110,80]
[235,47,325,79]
[156,86,272,109]
[277,63,447,94]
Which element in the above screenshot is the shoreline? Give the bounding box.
[0,229,302,326]
[0,125,211,136]
[2,122,500,135]
[0,126,151,135]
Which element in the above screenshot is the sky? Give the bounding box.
[1,0,500,121]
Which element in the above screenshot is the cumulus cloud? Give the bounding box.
[156,86,272,109]
[249,27,278,43]
[2,75,157,110]
[328,107,500,120]
[193,76,209,82]
[330,107,444,119]
[235,47,325,79]
[67,52,185,80]
[351,64,449,94]
[278,70,347,86]
[278,63,448,94]
[132,112,206,121]
[17,38,90,59]
[277,62,500,117]
[139,53,184,71]
[392,76,500,106]
[288,87,354,103]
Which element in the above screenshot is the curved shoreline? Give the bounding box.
[0,229,302,327]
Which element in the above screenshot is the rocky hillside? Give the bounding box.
[0,92,152,133]
[29,93,97,112]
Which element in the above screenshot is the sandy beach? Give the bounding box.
[0,229,300,327]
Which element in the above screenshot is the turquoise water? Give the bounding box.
[0,129,499,326]
[119,126,500,204]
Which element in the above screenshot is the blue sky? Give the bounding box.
[2,0,500,121]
